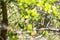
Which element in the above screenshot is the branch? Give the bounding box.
[38,27,60,32]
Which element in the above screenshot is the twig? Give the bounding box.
[38,27,60,32]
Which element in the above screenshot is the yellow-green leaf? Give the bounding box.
[44,3,51,11]
[31,8,36,16]
[45,31,48,35]
[37,1,44,6]
[28,24,32,29]
[25,0,31,5]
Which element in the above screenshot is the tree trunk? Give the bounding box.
[0,1,8,40]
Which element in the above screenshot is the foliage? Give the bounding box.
[0,0,60,40]
[8,0,41,33]
[7,0,60,35]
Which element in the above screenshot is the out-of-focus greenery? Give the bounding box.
[0,0,60,40]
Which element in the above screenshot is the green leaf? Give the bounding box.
[27,29,33,33]
[31,8,36,16]
[52,6,58,17]
[26,9,31,15]
[44,3,51,11]
[27,24,33,33]
[28,24,32,29]
[58,16,60,19]
[51,0,56,3]
[45,31,49,35]
[48,0,56,3]
[37,1,44,6]
[24,15,29,19]
[24,25,27,30]
[12,36,17,40]
[25,0,31,5]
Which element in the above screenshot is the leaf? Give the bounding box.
[27,29,33,33]
[26,9,31,14]
[58,16,60,19]
[52,6,58,17]
[12,36,17,40]
[24,15,29,18]
[28,24,32,29]
[32,0,36,2]
[31,8,36,16]
[51,0,56,3]
[21,17,25,22]
[24,25,27,30]
[25,0,31,5]
[45,31,49,35]
[37,1,44,6]
[27,24,33,33]
[48,0,56,3]
[44,3,51,11]
[39,30,43,34]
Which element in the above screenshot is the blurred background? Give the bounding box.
[0,0,60,40]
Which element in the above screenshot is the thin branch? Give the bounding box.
[46,15,53,27]
[38,27,60,32]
